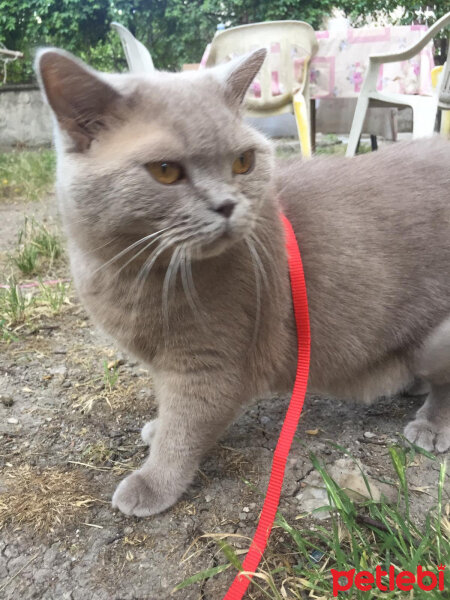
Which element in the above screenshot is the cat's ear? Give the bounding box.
[217,48,267,108]
[35,48,122,152]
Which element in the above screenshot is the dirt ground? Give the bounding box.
[0,192,448,600]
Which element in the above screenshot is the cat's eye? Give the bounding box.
[232,150,254,175]
[146,161,184,185]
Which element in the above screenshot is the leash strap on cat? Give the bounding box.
[223,213,311,600]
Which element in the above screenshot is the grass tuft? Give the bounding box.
[176,447,449,599]
[0,149,55,202]
[12,217,62,276]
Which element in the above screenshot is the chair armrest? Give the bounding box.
[369,11,450,64]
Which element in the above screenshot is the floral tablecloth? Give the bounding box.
[311,25,434,99]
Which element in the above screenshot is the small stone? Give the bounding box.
[364,431,376,439]
[249,503,256,510]
[205,495,212,503]
[124,526,133,535]
[242,506,250,513]
[1,396,14,407]
[62,381,72,389]
[7,417,18,424]
[239,512,248,521]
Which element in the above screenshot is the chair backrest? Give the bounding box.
[438,51,450,109]
[205,21,318,111]
[111,22,154,73]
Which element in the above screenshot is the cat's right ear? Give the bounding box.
[35,49,122,152]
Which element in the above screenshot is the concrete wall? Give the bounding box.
[0,85,53,147]
[0,84,414,147]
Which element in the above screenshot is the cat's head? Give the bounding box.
[35,48,274,260]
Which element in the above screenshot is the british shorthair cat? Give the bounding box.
[36,48,450,517]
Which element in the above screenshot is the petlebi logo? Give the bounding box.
[331,564,446,596]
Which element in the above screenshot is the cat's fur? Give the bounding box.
[36,48,450,517]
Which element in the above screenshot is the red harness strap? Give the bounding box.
[223,214,311,599]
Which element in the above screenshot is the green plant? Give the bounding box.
[12,217,62,275]
[102,360,120,391]
[0,150,55,202]
[176,446,449,599]
[0,279,33,325]
[37,280,70,313]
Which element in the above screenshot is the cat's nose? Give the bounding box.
[213,200,236,219]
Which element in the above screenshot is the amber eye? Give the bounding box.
[232,150,254,175]
[146,161,184,185]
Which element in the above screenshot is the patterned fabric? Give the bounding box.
[311,25,434,98]
[199,25,435,100]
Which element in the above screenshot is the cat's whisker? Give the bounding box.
[91,225,175,275]
[250,230,275,270]
[113,226,186,279]
[248,234,270,293]
[134,229,196,300]
[78,235,120,257]
[162,244,184,336]
[245,238,262,346]
[180,245,206,328]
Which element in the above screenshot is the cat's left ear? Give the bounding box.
[216,48,267,108]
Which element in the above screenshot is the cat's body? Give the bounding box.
[36,48,450,517]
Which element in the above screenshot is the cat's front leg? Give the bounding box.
[112,372,244,516]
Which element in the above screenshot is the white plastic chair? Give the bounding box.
[346,11,450,157]
[438,58,450,136]
[111,22,154,73]
[205,21,319,158]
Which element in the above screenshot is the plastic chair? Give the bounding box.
[205,21,319,158]
[437,59,450,136]
[346,11,450,157]
[111,22,154,73]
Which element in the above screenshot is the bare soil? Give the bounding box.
[0,194,448,600]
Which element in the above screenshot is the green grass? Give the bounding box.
[11,217,62,276]
[0,149,55,202]
[0,278,70,342]
[102,360,120,391]
[175,445,449,599]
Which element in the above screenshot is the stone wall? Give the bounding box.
[0,85,52,147]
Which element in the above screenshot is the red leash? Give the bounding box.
[223,214,311,599]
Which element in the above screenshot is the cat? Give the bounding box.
[35,47,450,517]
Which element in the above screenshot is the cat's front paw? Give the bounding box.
[112,471,177,517]
[404,418,450,453]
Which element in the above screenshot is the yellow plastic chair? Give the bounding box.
[205,21,319,158]
[346,11,450,157]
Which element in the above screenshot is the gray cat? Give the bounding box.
[35,47,450,517]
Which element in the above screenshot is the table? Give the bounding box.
[311,24,434,99]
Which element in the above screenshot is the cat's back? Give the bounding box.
[274,137,450,397]
[276,137,450,257]
[276,137,449,219]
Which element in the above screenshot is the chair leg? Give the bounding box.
[292,91,312,159]
[346,95,370,157]
[440,109,450,137]
[412,105,437,138]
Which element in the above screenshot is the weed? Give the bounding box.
[103,360,120,391]
[0,279,33,325]
[0,149,55,202]
[37,280,70,313]
[176,447,449,599]
[12,217,62,275]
